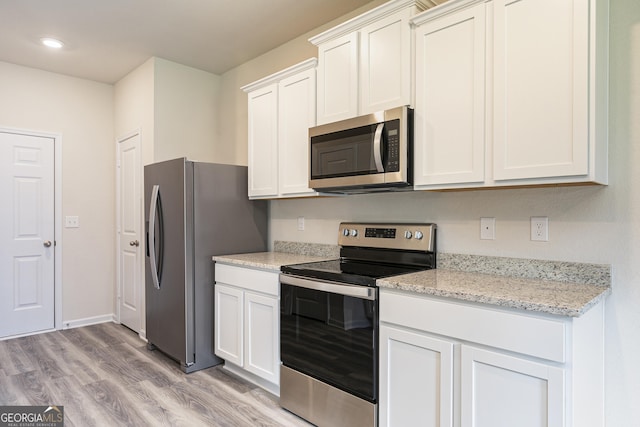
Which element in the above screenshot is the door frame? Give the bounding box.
[0,126,63,333]
[115,129,145,338]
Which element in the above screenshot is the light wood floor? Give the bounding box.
[0,322,311,426]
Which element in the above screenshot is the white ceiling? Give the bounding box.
[0,0,376,84]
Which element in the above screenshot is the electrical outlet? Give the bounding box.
[480,217,495,240]
[297,216,305,231]
[531,217,548,241]
[65,215,80,228]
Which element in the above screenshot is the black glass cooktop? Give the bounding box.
[280,259,428,287]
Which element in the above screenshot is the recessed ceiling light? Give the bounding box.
[41,38,64,49]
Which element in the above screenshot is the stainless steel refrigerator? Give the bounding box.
[144,158,267,373]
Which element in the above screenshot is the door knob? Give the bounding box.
[43,240,52,247]
[129,240,140,247]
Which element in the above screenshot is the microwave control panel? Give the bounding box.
[385,119,400,172]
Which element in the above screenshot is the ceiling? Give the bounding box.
[0,0,377,84]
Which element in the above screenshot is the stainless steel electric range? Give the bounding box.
[279,222,437,427]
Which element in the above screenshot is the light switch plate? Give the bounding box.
[297,216,305,231]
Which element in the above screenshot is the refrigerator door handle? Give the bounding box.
[148,184,162,289]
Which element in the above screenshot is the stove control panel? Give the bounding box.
[338,222,436,252]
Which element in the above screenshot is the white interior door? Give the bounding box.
[117,132,142,332]
[0,131,55,338]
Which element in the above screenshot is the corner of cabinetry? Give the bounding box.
[567,301,605,426]
[591,0,609,186]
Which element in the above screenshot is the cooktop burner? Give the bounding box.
[280,259,428,287]
[280,222,437,287]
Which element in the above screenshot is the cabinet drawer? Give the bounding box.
[380,289,566,363]
[215,263,279,296]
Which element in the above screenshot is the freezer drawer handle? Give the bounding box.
[148,184,163,289]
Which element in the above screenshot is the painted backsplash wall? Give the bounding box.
[270,185,611,264]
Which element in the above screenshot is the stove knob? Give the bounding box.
[404,230,412,239]
[350,229,358,237]
[342,228,350,237]
[414,231,424,240]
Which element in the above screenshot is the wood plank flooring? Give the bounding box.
[0,323,311,426]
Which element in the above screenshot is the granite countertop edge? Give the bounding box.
[377,269,611,318]
[213,242,612,317]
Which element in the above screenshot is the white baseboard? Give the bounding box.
[0,328,56,341]
[61,314,114,330]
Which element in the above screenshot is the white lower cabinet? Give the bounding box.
[379,325,456,427]
[215,284,244,366]
[380,288,605,427]
[243,291,279,384]
[461,345,565,427]
[214,263,280,391]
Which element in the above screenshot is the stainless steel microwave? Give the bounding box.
[309,106,413,194]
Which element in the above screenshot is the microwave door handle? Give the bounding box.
[373,123,385,173]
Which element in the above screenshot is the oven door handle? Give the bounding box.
[280,274,376,301]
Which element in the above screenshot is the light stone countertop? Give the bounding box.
[213,251,331,271]
[213,242,611,317]
[377,268,611,317]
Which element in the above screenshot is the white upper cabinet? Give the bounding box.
[243,58,318,199]
[311,0,426,125]
[492,0,594,183]
[412,0,608,190]
[278,67,317,197]
[246,84,278,198]
[359,8,413,115]
[315,33,359,125]
[413,2,487,187]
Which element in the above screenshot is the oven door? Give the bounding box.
[280,274,378,402]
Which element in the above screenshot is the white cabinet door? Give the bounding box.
[244,292,280,385]
[278,68,317,197]
[461,345,565,427]
[360,8,412,115]
[247,83,278,198]
[214,284,244,366]
[414,3,486,188]
[379,324,455,427]
[316,32,359,125]
[492,0,589,181]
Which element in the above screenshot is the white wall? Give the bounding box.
[0,61,115,324]
[266,0,640,424]
[114,57,155,166]
[153,58,222,163]
[115,57,223,165]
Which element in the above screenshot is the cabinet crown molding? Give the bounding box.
[241,58,317,93]
[411,0,487,26]
[309,0,430,46]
